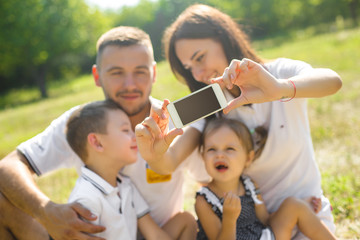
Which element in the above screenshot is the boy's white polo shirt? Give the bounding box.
[17,97,211,227]
[68,167,150,240]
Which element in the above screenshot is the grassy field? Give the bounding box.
[0,27,359,239]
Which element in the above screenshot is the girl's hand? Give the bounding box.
[135,100,183,163]
[222,192,241,222]
[212,58,289,114]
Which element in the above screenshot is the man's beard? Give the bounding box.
[112,89,150,116]
[123,101,148,117]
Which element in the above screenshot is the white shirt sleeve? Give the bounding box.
[266,58,313,79]
[16,105,83,175]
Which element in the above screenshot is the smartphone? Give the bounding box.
[167,83,227,128]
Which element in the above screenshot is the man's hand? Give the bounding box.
[40,201,106,240]
[304,196,322,214]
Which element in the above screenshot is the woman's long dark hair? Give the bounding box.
[163,4,263,93]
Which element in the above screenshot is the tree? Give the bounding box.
[0,0,108,97]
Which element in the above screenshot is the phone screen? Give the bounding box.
[174,86,221,125]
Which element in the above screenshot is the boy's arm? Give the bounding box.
[136,100,201,175]
[0,151,105,239]
[137,213,172,240]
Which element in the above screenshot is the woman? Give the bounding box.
[136,4,342,239]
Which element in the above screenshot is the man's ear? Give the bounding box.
[88,133,103,152]
[245,150,255,168]
[152,61,157,84]
[92,65,101,87]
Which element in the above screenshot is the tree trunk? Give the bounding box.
[349,0,359,26]
[35,64,48,98]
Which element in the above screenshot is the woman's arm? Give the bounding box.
[284,67,342,98]
[212,58,342,113]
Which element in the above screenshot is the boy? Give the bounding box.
[66,100,196,240]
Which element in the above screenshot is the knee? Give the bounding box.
[175,211,197,227]
[282,197,309,212]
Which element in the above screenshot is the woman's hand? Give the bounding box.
[212,58,290,114]
[135,100,183,164]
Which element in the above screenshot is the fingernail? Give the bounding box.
[230,74,235,80]
[162,113,166,119]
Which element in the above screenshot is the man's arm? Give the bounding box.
[0,150,106,239]
[0,151,49,217]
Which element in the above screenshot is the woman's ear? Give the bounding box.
[245,150,255,168]
[88,133,103,152]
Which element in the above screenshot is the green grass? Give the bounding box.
[1,28,359,239]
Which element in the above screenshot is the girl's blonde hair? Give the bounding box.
[199,118,267,160]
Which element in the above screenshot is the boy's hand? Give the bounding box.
[135,100,183,163]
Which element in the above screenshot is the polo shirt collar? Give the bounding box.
[81,166,122,195]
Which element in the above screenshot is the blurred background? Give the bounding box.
[0,0,359,238]
[0,0,358,100]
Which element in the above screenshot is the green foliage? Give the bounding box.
[1,0,359,95]
[322,171,360,221]
[0,0,110,95]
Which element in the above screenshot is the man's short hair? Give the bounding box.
[96,26,154,68]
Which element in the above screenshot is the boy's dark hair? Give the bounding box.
[96,26,154,70]
[66,100,122,161]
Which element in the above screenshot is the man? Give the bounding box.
[0,26,208,240]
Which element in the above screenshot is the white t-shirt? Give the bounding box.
[68,167,149,240]
[17,97,210,226]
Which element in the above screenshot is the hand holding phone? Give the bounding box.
[167,83,227,128]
